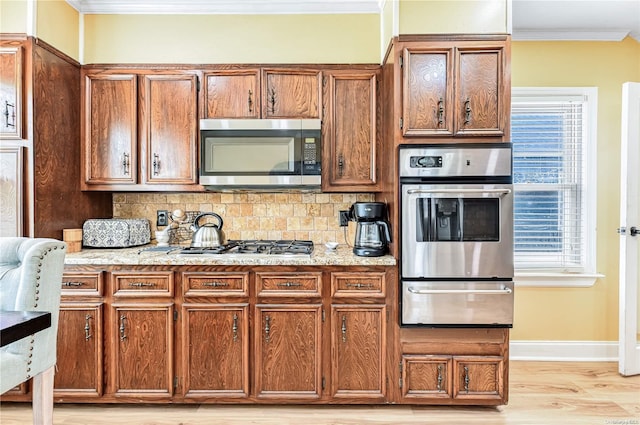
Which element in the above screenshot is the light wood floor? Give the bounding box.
[1,362,638,425]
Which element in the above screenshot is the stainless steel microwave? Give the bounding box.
[199,119,321,190]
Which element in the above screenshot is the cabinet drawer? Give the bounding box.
[256,272,322,297]
[61,271,103,296]
[111,271,173,297]
[182,272,249,297]
[331,272,385,297]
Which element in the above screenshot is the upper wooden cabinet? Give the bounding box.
[400,37,510,139]
[0,46,22,139]
[81,69,199,191]
[322,70,380,192]
[203,68,322,119]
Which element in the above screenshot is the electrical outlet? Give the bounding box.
[156,210,169,227]
[339,210,350,227]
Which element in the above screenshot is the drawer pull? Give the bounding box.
[408,286,512,295]
[346,283,373,289]
[437,364,443,391]
[62,281,84,287]
[276,282,301,288]
[128,282,156,288]
[463,366,470,393]
[202,281,229,288]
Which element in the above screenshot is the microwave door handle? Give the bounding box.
[407,286,513,295]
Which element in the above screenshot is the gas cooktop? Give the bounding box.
[179,240,314,256]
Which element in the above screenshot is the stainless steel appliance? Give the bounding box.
[179,239,314,257]
[399,144,514,327]
[199,119,321,190]
[349,202,392,257]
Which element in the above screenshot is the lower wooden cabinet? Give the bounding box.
[330,305,386,400]
[0,264,511,406]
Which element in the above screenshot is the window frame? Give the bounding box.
[511,87,603,287]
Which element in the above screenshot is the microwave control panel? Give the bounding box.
[302,137,321,174]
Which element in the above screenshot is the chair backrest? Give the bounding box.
[0,237,66,373]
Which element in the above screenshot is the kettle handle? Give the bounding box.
[193,212,224,230]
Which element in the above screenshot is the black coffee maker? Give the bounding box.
[349,202,392,257]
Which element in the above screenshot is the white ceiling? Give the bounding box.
[66,0,640,41]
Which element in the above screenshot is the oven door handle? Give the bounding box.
[406,188,511,196]
[407,286,513,295]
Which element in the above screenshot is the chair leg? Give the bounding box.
[32,365,55,425]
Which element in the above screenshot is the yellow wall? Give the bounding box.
[399,0,507,34]
[36,0,78,60]
[0,0,27,33]
[511,37,640,341]
[83,14,380,64]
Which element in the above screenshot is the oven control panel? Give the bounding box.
[399,146,512,178]
[410,156,443,168]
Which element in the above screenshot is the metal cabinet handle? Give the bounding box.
[268,88,276,114]
[464,98,472,124]
[232,313,238,342]
[248,90,253,113]
[122,153,130,175]
[437,97,444,126]
[408,286,512,295]
[62,281,84,287]
[338,154,344,177]
[203,281,229,288]
[463,366,470,393]
[4,101,15,128]
[276,282,301,288]
[119,315,127,341]
[128,282,156,288]
[153,153,160,175]
[264,315,271,343]
[84,314,92,340]
[346,283,373,289]
[437,364,443,391]
[341,315,347,343]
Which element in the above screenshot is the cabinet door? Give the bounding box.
[402,47,453,137]
[82,72,137,185]
[262,69,321,118]
[254,304,322,399]
[54,303,103,397]
[181,304,249,398]
[330,304,386,399]
[452,356,504,401]
[111,304,174,398]
[140,73,198,185]
[0,46,22,139]
[401,355,451,400]
[322,71,380,191]
[203,70,260,118]
[454,45,506,136]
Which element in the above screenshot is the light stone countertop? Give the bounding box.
[64,244,396,267]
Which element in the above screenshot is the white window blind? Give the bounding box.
[511,88,596,272]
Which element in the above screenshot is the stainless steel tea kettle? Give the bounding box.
[190,212,225,248]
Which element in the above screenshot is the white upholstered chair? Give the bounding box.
[0,237,66,424]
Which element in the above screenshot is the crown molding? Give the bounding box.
[65,0,383,15]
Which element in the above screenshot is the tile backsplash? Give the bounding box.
[113,192,375,245]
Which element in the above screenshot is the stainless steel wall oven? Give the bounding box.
[399,144,514,327]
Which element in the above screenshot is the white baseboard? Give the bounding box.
[510,340,619,361]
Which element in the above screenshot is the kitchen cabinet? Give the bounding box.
[322,70,380,192]
[254,271,323,399]
[109,271,174,399]
[54,271,104,399]
[81,69,199,191]
[180,272,250,399]
[0,45,22,139]
[203,68,321,119]
[329,272,387,400]
[398,36,510,140]
[399,328,509,405]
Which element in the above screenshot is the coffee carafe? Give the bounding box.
[349,202,392,257]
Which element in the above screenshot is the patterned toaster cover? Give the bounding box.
[82,219,151,248]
